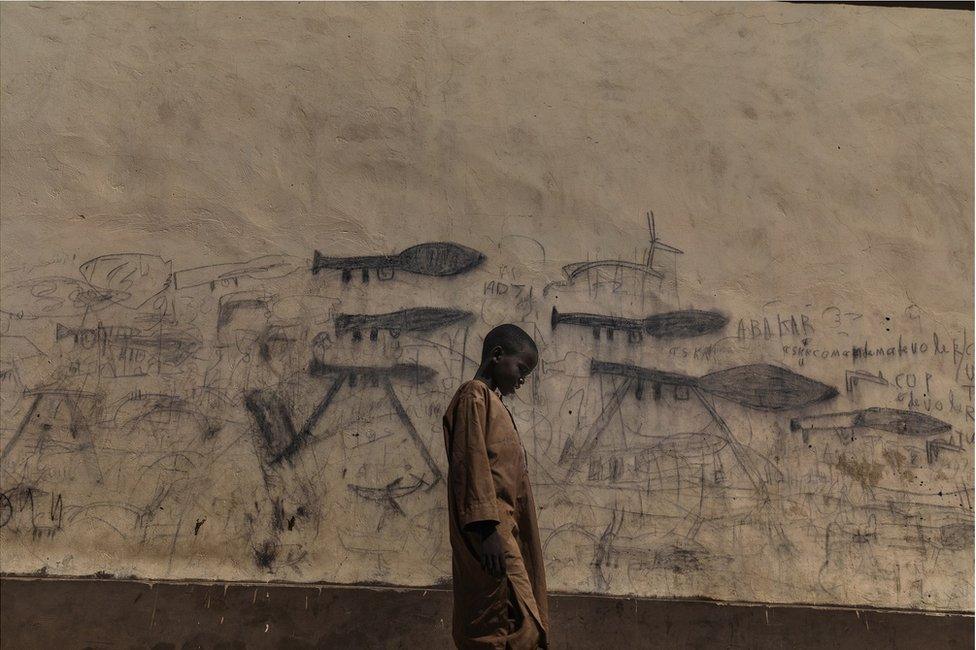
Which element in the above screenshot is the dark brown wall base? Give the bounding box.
[0,578,971,649]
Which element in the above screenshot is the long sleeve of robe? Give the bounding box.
[443,379,549,650]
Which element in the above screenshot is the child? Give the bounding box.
[442,324,549,649]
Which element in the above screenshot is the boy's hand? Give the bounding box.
[467,522,507,577]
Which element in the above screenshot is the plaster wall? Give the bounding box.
[1,2,972,611]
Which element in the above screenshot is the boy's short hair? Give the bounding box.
[481,324,538,362]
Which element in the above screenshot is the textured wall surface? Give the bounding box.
[1,3,972,612]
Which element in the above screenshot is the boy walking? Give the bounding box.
[442,324,549,649]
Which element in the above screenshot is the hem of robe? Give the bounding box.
[455,576,546,650]
[502,553,548,648]
[508,583,547,649]
[504,576,546,650]
[454,541,548,649]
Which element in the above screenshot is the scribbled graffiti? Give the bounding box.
[0,213,971,612]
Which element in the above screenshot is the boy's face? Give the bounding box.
[490,345,538,396]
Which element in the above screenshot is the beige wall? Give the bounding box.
[1,3,972,611]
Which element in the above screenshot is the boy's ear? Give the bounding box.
[490,345,504,361]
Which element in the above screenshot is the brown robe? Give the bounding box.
[443,379,550,649]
